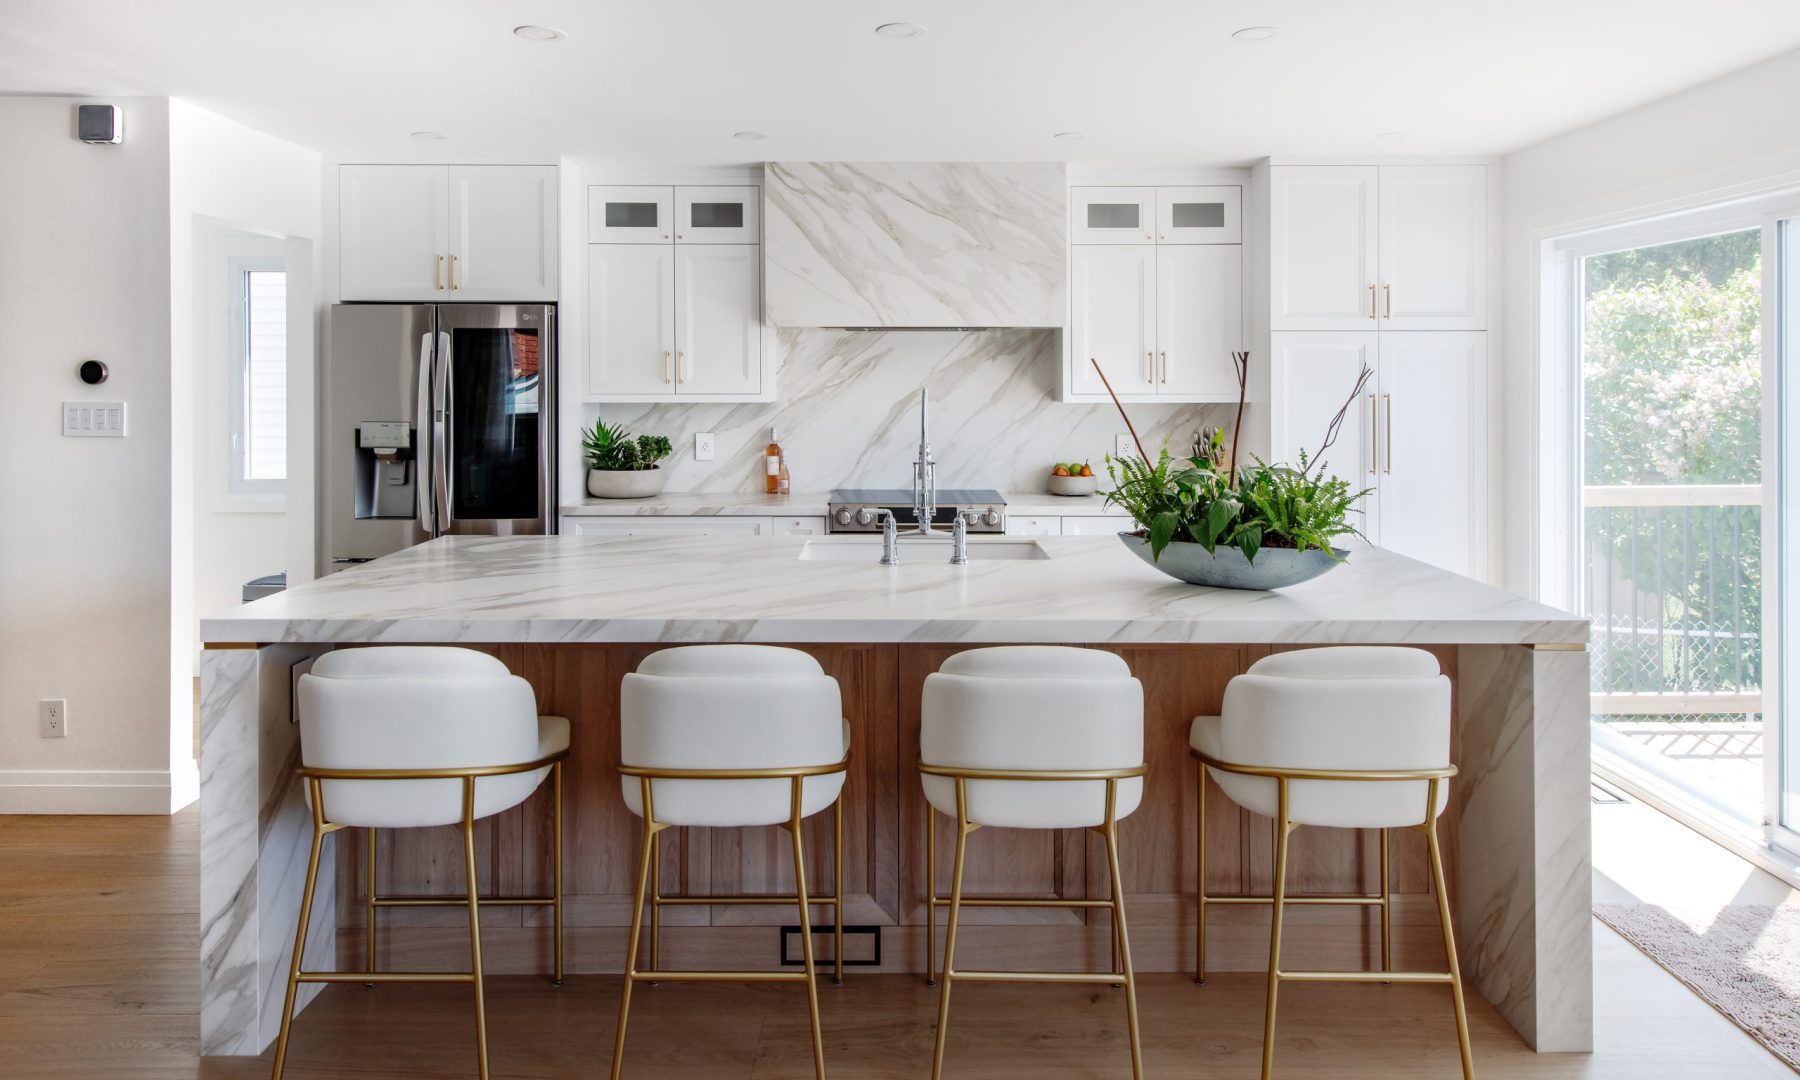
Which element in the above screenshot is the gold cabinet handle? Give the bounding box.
[1146,351,1154,384]
[1159,350,1168,384]
[1368,394,1377,474]
[663,350,672,384]
[448,254,459,290]
[1384,393,1393,474]
[434,255,444,291]
[1368,284,1377,319]
[1383,283,1392,319]
[677,350,687,383]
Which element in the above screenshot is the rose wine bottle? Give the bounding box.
[764,426,783,494]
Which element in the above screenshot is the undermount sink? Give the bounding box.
[798,538,1051,562]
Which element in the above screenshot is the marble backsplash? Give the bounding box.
[583,329,1232,495]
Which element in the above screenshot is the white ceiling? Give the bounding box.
[3,0,1800,164]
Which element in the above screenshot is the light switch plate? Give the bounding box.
[63,401,126,437]
[694,432,716,461]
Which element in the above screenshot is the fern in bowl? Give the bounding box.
[1093,355,1372,590]
[583,420,673,499]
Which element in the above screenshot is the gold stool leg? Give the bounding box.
[459,780,490,1080]
[1196,758,1208,985]
[833,796,846,986]
[930,780,972,1080]
[610,783,659,1080]
[1379,827,1393,980]
[925,799,937,986]
[1103,781,1144,1080]
[1261,782,1293,1080]
[552,760,565,987]
[365,826,378,987]
[1425,781,1476,1080]
[787,781,828,1080]
[269,811,327,1080]
[649,824,663,977]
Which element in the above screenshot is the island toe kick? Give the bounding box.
[198,640,1592,1058]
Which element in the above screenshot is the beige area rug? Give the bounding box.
[1595,902,1800,1070]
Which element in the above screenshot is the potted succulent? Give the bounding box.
[583,420,673,499]
[1094,354,1372,590]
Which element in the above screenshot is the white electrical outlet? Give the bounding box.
[694,432,716,461]
[62,401,126,437]
[39,699,67,738]
[1115,433,1138,460]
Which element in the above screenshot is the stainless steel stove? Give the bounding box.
[828,488,1007,533]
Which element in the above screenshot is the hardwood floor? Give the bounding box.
[1,810,1791,1079]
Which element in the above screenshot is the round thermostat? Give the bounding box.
[78,359,109,385]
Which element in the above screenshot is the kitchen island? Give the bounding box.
[198,533,1591,1059]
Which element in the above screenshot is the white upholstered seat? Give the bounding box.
[298,646,569,829]
[1189,645,1451,829]
[921,646,1144,830]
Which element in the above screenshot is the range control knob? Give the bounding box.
[834,508,854,527]
[854,507,875,526]
[982,508,1001,527]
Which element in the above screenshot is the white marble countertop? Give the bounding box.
[202,534,1586,646]
[560,491,1124,518]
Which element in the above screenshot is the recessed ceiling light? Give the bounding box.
[410,131,449,141]
[734,131,769,141]
[1231,26,1280,42]
[874,22,926,39]
[1052,132,1085,142]
[1375,130,1409,141]
[512,25,566,42]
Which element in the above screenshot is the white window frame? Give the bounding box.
[227,256,288,501]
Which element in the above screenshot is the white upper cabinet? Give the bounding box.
[1156,246,1243,398]
[674,186,760,244]
[339,165,450,301]
[1375,332,1486,576]
[339,164,557,302]
[1070,245,1157,395]
[1072,187,1156,245]
[1269,166,1380,331]
[1377,165,1487,330]
[675,245,761,395]
[585,244,675,397]
[1156,186,1243,244]
[588,186,674,243]
[446,166,558,302]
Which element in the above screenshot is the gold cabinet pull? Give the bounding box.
[1368,394,1377,474]
[1368,284,1376,319]
[1159,351,1168,384]
[1383,283,1392,319]
[448,254,459,290]
[1146,351,1154,385]
[677,350,687,383]
[663,350,672,384]
[434,255,444,291]
[1384,393,1393,474]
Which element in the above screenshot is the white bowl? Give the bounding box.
[1047,473,1099,496]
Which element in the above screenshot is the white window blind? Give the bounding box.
[237,269,287,488]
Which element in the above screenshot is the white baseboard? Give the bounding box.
[0,767,198,814]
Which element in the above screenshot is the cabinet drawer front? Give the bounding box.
[1004,515,1063,537]
[1061,515,1136,535]
[675,185,760,244]
[565,516,772,536]
[1072,186,1156,245]
[589,185,674,243]
[585,245,676,397]
[1156,186,1242,244]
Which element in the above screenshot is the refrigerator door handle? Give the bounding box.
[433,331,452,533]
[415,331,435,536]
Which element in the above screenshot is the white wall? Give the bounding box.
[0,96,177,812]
[1501,47,1800,597]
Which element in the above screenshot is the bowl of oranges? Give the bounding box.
[1047,461,1098,496]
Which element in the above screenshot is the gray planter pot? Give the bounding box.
[586,466,669,499]
[1118,533,1347,590]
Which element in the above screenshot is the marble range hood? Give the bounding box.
[763,161,1067,330]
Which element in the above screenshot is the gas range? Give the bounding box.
[827,488,1007,534]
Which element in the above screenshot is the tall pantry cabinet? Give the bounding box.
[1257,163,1491,578]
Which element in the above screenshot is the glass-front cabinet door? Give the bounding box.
[1072,187,1156,245]
[587,185,673,243]
[1157,186,1243,244]
[675,185,760,244]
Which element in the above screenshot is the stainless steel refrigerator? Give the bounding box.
[321,303,556,575]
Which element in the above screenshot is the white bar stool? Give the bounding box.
[611,645,850,1080]
[272,646,569,1080]
[1190,645,1472,1080]
[920,646,1148,1080]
